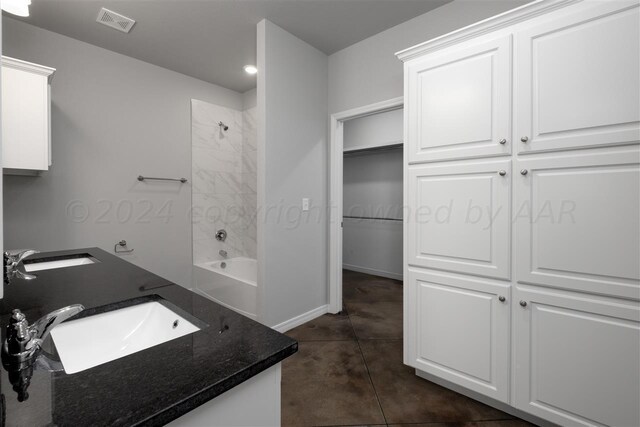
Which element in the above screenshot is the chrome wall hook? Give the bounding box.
[114,240,134,254]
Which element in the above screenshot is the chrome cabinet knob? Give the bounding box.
[499,138,507,145]
[520,169,528,175]
[498,296,506,302]
[498,170,507,176]
[520,136,529,143]
[519,301,527,307]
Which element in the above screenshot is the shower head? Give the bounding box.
[218,121,229,131]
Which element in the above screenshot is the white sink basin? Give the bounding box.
[24,256,96,272]
[50,301,201,374]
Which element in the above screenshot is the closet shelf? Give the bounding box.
[343,141,402,156]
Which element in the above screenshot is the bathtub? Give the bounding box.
[193,258,257,320]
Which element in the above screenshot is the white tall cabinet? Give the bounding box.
[398,1,640,426]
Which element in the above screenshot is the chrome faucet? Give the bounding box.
[4,249,39,284]
[2,305,84,365]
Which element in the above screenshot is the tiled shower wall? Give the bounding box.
[242,106,257,258]
[191,99,257,264]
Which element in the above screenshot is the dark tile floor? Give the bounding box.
[282,269,534,427]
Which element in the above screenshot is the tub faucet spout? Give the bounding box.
[219,250,228,258]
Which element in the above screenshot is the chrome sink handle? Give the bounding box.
[4,249,39,284]
[9,250,38,264]
[1,306,79,402]
[2,305,84,364]
[30,304,85,342]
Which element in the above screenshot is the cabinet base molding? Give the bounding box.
[3,168,43,176]
[415,369,557,427]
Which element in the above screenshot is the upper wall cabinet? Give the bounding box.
[2,56,56,175]
[406,35,511,163]
[516,2,640,154]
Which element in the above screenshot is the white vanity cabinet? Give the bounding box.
[1,56,55,174]
[398,1,640,425]
[169,364,282,427]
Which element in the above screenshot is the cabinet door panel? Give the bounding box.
[513,286,640,426]
[516,2,640,153]
[1,66,50,170]
[407,35,511,163]
[408,159,511,279]
[515,148,640,299]
[407,269,510,402]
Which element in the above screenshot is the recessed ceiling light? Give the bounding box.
[243,65,258,75]
[2,0,31,17]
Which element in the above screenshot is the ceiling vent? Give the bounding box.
[96,8,136,33]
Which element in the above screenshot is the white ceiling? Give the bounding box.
[5,0,451,93]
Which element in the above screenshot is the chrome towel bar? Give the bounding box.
[137,175,187,183]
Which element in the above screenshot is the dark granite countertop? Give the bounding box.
[0,248,297,426]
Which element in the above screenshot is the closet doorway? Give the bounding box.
[328,97,404,313]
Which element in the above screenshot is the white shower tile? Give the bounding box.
[214,172,243,195]
[192,100,257,263]
[242,149,257,175]
[243,107,257,152]
[193,238,216,265]
[193,147,241,174]
[192,169,216,194]
[241,169,257,193]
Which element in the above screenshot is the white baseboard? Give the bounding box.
[271,304,328,333]
[343,264,403,281]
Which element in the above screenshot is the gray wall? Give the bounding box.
[328,0,530,114]
[257,20,328,327]
[342,108,403,279]
[243,88,257,111]
[343,149,403,279]
[2,18,243,288]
